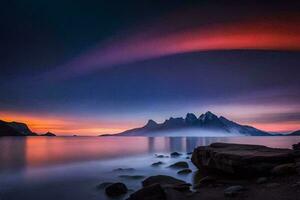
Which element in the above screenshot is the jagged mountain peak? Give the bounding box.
[144,119,158,128]
[185,113,198,124]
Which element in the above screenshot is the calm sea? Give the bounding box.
[0,136,298,200]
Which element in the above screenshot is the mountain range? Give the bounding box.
[116,111,283,136]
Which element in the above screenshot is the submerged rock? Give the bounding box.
[169,161,189,169]
[170,152,182,157]
[96,182,113,189]
[155,154,168,158]
[224,185,246,197]
[105,182,128,197]
[113,168,135,172]
[192,143,297,176]
[151,161,164,167]
[177,168,192,175]
[127,183,166,200]
[293,142,300,150]
[119,175,145,180]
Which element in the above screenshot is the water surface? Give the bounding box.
[0,136,298,200]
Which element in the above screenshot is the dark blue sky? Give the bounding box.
[1,0,300,135]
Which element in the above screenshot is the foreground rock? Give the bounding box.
[169,161,189,169]
[192,143,299,176]
[127,183,166,200]
[105,182,128,197]
[127,175,191,200]
[224,185,246,197]
[142,175,191,191]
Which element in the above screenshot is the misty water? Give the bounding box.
[0,136,299,200]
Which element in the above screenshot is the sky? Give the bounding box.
[1,0,300,135]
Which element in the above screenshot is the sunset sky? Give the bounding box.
[1,0,300,135]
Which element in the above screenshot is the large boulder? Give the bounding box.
[192,143,298,176]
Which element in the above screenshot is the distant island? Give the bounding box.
[0,120,56,137]
[114,111,299,137]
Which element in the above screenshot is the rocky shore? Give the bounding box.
[99,142,300,200]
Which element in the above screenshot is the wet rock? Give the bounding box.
[271,163,297,176]
[192,143,296,176]
[96,182,113,189]
[119,175,145,180]
[169,161,189,169]
[151,161,164,167]
[105,182,128,197]
[186,152,193,155]
[171,152,182,157]
[127,183,166,200]
[185,156,190,159]
[194,176,216,188]
[142,175,190,191]
[177,168,192,175]
[155,154,168,158]
[113,168,135,172]
[256,177,268,184]
[224,185,246,197]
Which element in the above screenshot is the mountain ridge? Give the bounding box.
[116,111,271,136]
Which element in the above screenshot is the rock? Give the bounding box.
[256,177,268,184]
[224,185,245,197]
[177,168,192,175]
[271,163,297,176]
[151,161,164,167]
[171,152,182,157]
[169,161,189,169]
[113,168,135,172]
[127,183,166,200]
[105,182,128,197]
[292,181,300,187]
[119,175,145,180]
[96,182,113,189]
[293,142,300,150]
[194,176,216,188]
[186,152,193,155]
[155,154,168,158]
[186,156,190,159]
[266,183,280,188]
[192,143,296,176]
[142,175,190,191]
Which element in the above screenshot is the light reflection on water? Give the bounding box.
[0,136,299,200]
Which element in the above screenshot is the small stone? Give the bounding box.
[256,177,268,184]
[266,183,280,188]
[151,161,164,167]
[170,152,182,157]
[113,168,135,172]
[186,156,190,159]
[142,175,190,191]
[271,163,296,176]
[186,152,193,155]
[177,168,192,175]
[169,161,189,169]
[155,154,167,158]
[224,185,245,197]
[105,182,128,197]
